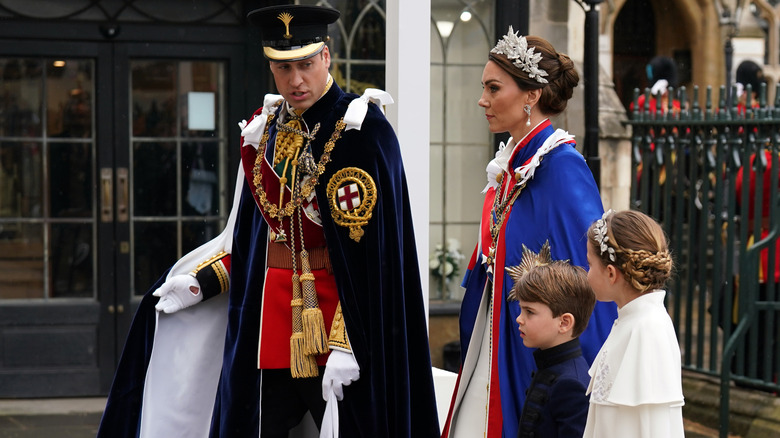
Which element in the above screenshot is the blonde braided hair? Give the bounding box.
[588,210,673,292]
[620,248,673,292]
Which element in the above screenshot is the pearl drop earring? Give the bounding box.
[524,104,532,126]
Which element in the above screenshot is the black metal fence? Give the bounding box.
[627,84,780,438]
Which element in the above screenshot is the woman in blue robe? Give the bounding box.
[441,29,618,438]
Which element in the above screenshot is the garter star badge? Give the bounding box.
[326,167,377,242]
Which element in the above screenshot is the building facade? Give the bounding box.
[0,0,394,397]
[1,0,777,397]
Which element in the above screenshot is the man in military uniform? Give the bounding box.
[98,5,440,438]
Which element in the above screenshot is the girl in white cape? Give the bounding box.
[583,209,685,438]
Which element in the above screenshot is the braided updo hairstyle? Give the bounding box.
[588,210,673,293]
[488,35,579,115]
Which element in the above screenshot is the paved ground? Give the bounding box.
[0,398,103,438]
[684,418,742,438]
[0,397,737,438]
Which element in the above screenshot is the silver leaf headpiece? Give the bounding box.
[593,209,616,262]
[490,26,549,84]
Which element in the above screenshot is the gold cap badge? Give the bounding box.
[278,12,293,39]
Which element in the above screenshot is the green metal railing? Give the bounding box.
[626,84,780,438]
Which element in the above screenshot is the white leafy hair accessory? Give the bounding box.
[594,209,616,262]
[490,26,549,84]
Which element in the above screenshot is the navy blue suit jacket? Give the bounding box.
[518,338,591,438]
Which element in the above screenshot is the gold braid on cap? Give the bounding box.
[491,26,548,84]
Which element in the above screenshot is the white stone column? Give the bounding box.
[386,0,431,313]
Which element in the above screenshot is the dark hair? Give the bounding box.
[488,35,579,115]
[647,56,678,88]
[736,60,766,94]
[509,261,595,338]
[587,210,673,293]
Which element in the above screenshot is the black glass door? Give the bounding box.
[0,37,241,397]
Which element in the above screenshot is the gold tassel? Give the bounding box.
[302,307,328,356]
[299,250,329,355]
[289,273,318,378]
[290,332,319,378]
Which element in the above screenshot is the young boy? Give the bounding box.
[507,242,597,438]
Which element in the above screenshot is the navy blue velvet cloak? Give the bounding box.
[97,83,440,438]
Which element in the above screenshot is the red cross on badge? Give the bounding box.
[327,168,376,243]
[337,183,361,211]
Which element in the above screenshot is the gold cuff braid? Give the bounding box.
[328,302,351,351]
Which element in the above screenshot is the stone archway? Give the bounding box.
[606,0,724,107]
[611,0,656,111]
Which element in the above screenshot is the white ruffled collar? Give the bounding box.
[482,121,574,193]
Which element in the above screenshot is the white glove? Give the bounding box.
[319,391,339,438]
[153,274,202,313]
[321,350,360,401]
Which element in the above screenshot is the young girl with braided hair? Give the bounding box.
[582,209,685,438]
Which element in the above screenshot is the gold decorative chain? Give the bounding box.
[274,116,314,165]
[489,178,526,243]
[488,155,548,244]
[252,111,347,220]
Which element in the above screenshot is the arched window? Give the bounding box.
[307,0,387,93]
[429,0,493,300]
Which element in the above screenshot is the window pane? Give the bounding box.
[430,143,443,223]
[132,61,177,137]
[349,9,385,60]
[180,61,221,137]
[0,223,44,299]
[130,59,228,297]
[446,66,487,143]
[182,141,220,216]
[1,56,96,301]
[134,221,176,295]
[430,20,444,64]
[429,223,444,300]
[183,219,222,253]
[430,65,444,143]
[133,141,177,216]
[50,222,93,298]
[353,64,384,92]
[445,14,490,64]
[0,58,42,137]
[1,142,24,218]
[1,141,42,218]
[47,59,93,138]
[49,142,92,218]
[445,144,491,221]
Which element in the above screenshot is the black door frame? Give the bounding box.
[0,18,259,396]
[111,39,249,393]
[0,38,113,397]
